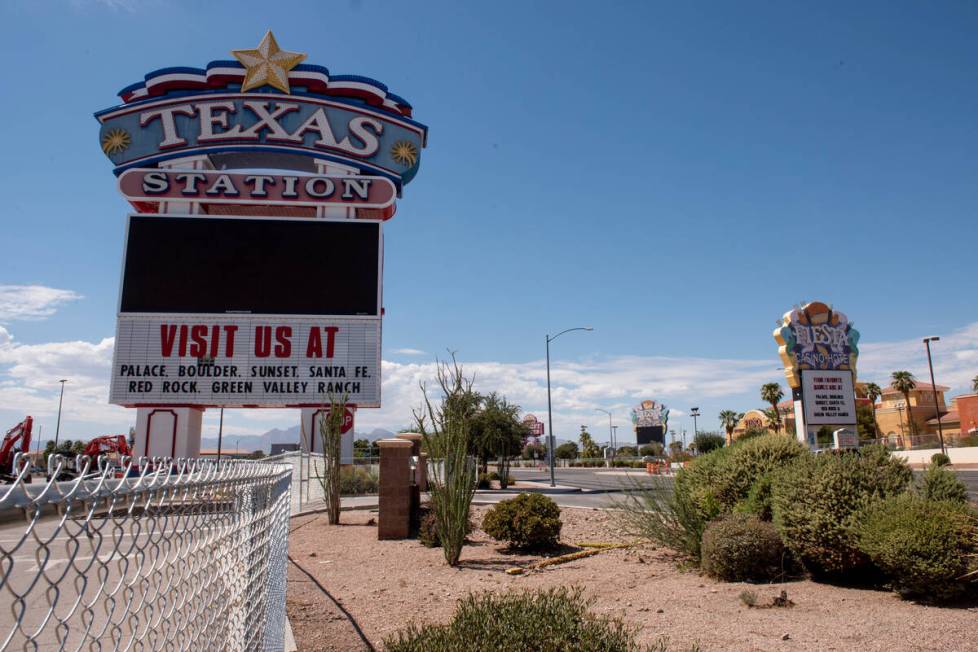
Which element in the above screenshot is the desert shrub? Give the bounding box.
[419,511,441,547]
[700,513,786,582]
[738,427,769,442]
[476,473,491,490]
[855,493,977,601]
[917,462,968,503]
[931,452,951,467]
[733,472,775,521]
[415,356,480,566]
[679,434,807,523]
[418,506,473,548]
[616,475,708,562]
[482,493,561,550]
[384,587,644,652]
[487,470,501,481]
[338,466,379,495]
[771,447,911,577]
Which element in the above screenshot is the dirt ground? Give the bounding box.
[286,505,978,652]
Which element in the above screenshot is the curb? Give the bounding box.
[478,485,582,494]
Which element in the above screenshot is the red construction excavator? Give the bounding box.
[81,435,132,461]
[1,416,33,483]
[53,435,132,481]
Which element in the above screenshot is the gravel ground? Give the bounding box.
[286,506,978,652]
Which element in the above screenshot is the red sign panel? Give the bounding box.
[333,406,356,434]
[118,168,397,210]
[522,414,545,436]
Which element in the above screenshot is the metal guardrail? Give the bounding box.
[0,453,292,651]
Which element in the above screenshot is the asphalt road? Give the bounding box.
[510,466,978,504]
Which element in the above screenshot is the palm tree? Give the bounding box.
[864,382,882,439]
[760,383,784,433]
[718,410,742,445]
[890,371,917,437]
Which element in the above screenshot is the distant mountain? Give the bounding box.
[201,425,397,453]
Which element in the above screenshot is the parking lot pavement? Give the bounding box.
[510,466,671,493]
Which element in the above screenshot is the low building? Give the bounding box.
[730,409,772,443]
[873,382,949,446]
[923,393,978,441]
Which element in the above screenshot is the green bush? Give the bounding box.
[701,514,787,582]
[384,587,647,652]
[931,452,951,467]
[692,432,725,454]
[477,473,491,490]
[733,472,775,521]
[771,447,912,577]
[917,462,968,503]
[338,466,379,495]
[679,434,807,523]
[482,493,561,550]
[856,494,977,601]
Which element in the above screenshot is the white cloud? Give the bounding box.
[0,328,125,433]
[859,322,978,391]
[391,348,426,356]
[69,0,142,11]
[0,285,82,322]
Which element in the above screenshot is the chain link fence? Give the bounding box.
[0,453,292,651]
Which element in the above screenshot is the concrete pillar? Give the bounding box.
[133,407,204,459]
[395,432,424,527]
[377,439,413,540]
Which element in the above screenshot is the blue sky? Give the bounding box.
[1,0,977,446]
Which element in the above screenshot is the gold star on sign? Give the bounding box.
[231,31,306,94]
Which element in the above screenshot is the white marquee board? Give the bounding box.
[801,369,856,425]
[110,315,381,407]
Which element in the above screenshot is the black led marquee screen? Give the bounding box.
[120,215,381,316]
[635,426,665,446]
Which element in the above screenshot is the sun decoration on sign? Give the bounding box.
[390,140,418,167]
[101,129,131,155]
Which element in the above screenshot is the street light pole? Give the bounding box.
[690,407,700,449]
[54,379,68,448]
[216,407,225,462]
[923,336,946,456]
[595,408,612,456]
[546,326,593,487]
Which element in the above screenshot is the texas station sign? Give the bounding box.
[99,32,427,418]
[96,33,427,190]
